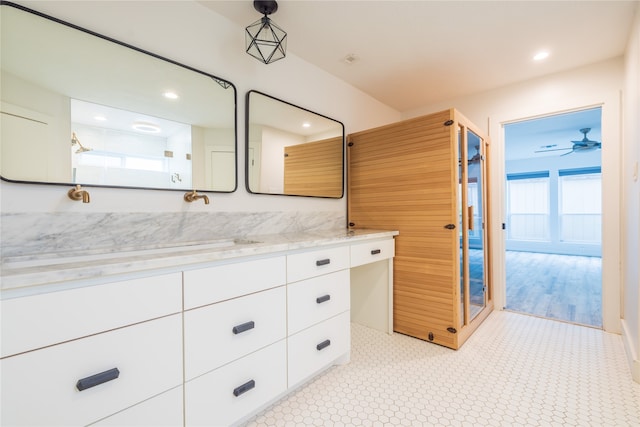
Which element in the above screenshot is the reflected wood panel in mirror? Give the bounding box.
[0,2,237,192]
[246,90,344,198]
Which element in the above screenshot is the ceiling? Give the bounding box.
[201,0,637,112]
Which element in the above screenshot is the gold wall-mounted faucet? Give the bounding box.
[68,185,90,203]
[184,190,209,204]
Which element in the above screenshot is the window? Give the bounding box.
[559,168,602,243]
[507,172,550,241]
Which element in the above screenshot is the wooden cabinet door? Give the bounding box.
[348,109,460,348]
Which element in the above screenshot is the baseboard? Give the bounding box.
[620,319,640,383]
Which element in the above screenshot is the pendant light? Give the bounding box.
[245,0,287,64]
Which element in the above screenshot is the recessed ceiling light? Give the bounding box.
[533,51,549,61]
[132,121,161,133]
[302,122,311,128]
[163,91,179,100]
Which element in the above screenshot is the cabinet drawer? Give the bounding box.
[1,314,183,427]
[185,340,287,427]
[288,311,350,388]
[1,272,182,358]
[287,269,350,335]
[184,286,286,380]
[350,238,395,268]
[90,386,183,427]
[183,256,286,309]
[287,245,350,283]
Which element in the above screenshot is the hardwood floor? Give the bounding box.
[503,250,602,327]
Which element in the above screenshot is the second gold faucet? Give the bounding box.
[68,185,90,203]
[184,190,209,204]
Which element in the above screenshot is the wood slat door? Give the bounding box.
[347,109,461,348]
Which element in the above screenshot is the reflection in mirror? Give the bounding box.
[246,91,344,198]
[0,2,237,192]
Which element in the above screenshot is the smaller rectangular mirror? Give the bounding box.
[246,91,344,198]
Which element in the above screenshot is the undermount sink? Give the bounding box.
[2,239,261,270]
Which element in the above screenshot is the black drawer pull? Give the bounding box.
[232,321,255,335]
[316,294,331,304]
[316,339,331,351]
[371,249,381,255]
[233,379,255,397]
[316,258,331,266]
[76,368,120,391]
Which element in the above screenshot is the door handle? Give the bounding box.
[468,205,474,231]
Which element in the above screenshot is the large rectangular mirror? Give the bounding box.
[246,91,344,198]
[0,2,237,192]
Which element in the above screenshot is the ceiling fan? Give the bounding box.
[535,128,602,156]
[458,145,482,166]
[468,145,481,164]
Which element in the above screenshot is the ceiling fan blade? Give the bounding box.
[560,150,574,156]
[534,147,572,153]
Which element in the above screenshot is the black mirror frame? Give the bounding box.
[0,1,238,193]
[244,90,345,199]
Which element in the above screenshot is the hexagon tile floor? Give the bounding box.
[246,311,640,427]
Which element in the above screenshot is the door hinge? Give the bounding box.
[444,224,456,230]
[502,223,506,230]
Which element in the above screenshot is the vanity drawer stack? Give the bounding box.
[183,256,288,426]
[286,246,351,387]
[0,274,184,427]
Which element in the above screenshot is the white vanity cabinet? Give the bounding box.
[1,230,397,427]
[286,246,352,388]
[183,256,288,426]
[0,274,183,427]
[350,238,396,334]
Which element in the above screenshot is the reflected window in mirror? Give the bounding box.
[245,91,344,198]
[0,2,237,192]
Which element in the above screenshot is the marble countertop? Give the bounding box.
[0,229,398,294]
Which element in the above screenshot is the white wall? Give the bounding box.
[621,5,640,382]
[0,0,400,215]
[402,58,624,335]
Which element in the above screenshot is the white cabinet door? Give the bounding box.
[287,269,350,335]
[1,272,182,358]
[183,256,286,309]
[350,238,395,267]
[287,311,350,388]
[184,286,286,380]
[185,340,287,427]
[1,315,183,427]
[90,386,183,427]
[286,246,350,283]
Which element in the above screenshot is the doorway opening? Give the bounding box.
[504,107,602,328]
